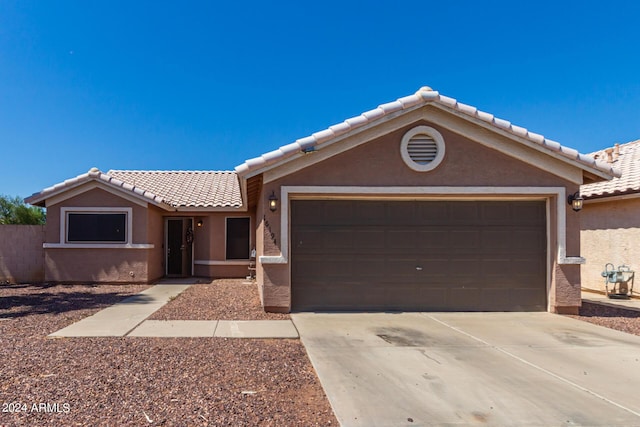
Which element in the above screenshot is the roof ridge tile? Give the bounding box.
[235,86,620,180]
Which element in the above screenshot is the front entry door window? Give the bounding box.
[166,218,193,276]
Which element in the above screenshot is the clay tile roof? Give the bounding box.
[235,86,619,180]
[107,170,242,208]
[26,168,243,209]
[580,140,640,198]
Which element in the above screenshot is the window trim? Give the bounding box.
[46,207,153,249]
[400,125,445,172]
[225,216,251,260]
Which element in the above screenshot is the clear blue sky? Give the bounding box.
[2,1,639,199]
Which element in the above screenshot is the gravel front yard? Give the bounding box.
[0,282,336,426]
[566,301,640,336]
[149,279,290,321]
[3,280,640,426]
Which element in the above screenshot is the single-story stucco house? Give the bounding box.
[26,87,620,314]
[580,139,640,294]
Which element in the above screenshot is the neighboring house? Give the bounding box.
[580,139,640,293]
[26,87,619,314]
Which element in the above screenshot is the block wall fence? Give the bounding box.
[0,225,45,283]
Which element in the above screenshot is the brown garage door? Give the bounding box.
[291,200,547,311]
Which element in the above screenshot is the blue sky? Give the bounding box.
[2,1,639,199]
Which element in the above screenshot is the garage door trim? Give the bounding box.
[260,186,577,275]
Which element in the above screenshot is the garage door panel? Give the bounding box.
[293,256,353,278]
[415,230,448,249]
[293,201,327,225]
[511,257,546,276]
[325,203,355,225]
[454,258,482,279]
[352,257,388,276]
[481,203,511,222]
[383,257,419,280]
[510,288,547,310]
[482,230,514,250]
[355,202,387,224]
[417,203,448,223]
[386,230,418,249]
[325,229,354,249]
[509,229,546,249]
[291,200,546,312]
[448,288,482,310]
[512,203,546,224]
[355,230,386,249]
[449,230,481,251]
[387,203,416,224]
[449,203,480,223]
[293,230,325,252]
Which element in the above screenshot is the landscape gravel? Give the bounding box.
[149,279,289,321]
[0,282,335,426]
[4,280,639,426]
[566,300,640,336]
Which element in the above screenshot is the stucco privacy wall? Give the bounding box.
[258,118,584,313]
[0,225,45,283]
[581,197,640,292]
[44,186,157,283]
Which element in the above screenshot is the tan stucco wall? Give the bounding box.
[552,202,583,313]
[146,205,165,282]
[44,248,150,283]
[192,211,256,279]
[0,225,45,283]
[44,186,155,283]
[580,196,640,293]
[45,187,150,244]
[272,123,573,188]
[257,119,583,313]
[41,184,255,282]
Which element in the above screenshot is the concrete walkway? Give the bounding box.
[582,289,640,312]
[50,283,192,337]
[49,282,298,338]
[128,319,298,338]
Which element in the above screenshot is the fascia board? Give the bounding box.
[45,182,160,209]
[430,103,614,183]
[263,107,427,184]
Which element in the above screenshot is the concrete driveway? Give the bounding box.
[292,312,640,427]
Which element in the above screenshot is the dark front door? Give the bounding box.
[166,218,193,276]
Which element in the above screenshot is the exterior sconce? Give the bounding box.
[268,191,278,212]
[568,192,584,212]
[196,219,203,227]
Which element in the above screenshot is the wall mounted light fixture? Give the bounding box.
[197,219,203,227]
[268,191,278,212]
[568,192,584,212]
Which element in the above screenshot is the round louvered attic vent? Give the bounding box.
[400,126,445,172]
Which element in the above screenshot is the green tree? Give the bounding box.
[0,195,46,225]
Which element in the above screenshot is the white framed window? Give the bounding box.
[61,207,132,245]
[226,217,250,260]
[400,125,445,172]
